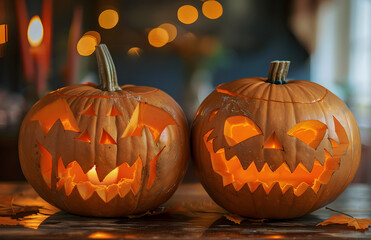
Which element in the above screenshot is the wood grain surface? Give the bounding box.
[0,183,370,239]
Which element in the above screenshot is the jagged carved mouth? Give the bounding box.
[203,130,345,197]
[38,142,163,202]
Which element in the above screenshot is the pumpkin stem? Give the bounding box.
[95,44,121,91]
[267,60,290,84]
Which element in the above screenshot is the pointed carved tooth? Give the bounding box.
[262,182,276,195]
[224,147,236,161]
[294,182,310,197]
[255,160,265,172]
[324,151,340,171]
[118,181,131,198]
[57,157,66,179]
[222,173,234,187]
[232,181,245,191]
[296,163,309,173]
[56,178,66,191]
[106,185,119,202]
[312,179,322,193]
[247,182,260,193]
[76,182,95,200]
[318,170,333,184]
[96,188,107,202]
[64,177,75,196]
[130,158,142,195]
[281,184,292,194]
[300,158,314,173]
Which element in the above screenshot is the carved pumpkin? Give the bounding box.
[19,44,189,217]
[191,61,361,219]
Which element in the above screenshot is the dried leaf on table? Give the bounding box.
[224,213,266,224]
[224,214,245,224]
[317,215,371,230]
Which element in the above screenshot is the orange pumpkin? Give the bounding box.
[191,61,361,219]
[19,44,189,217]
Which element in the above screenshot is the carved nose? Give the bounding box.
[263,132,283,150]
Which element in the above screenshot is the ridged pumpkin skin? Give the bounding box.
[191,62,361,219]
[19,45,189,217]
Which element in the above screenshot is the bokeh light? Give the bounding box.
[0,24,8,44]
[177,5,198,24]
[98,9,119,29]
[128,47,142,57]
[159,23,177,42]
[148,28,169,48]
[84,31,101,45]
[27,16,43,47]
[77,35,98,56]
[202,0,223,20]
[202,0,223,19]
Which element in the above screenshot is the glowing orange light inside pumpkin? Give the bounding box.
[31,98,80,135]
[38,142,52,188]
[75,129,91,143]
[27,16,43,47]
[107,105,121,116]
[54,155,143,202]
[205,130,341,196]
[159,23,177,42]
[224,116,262,146]
[148,28,169,48]
[0,24,8,44]
[98,9,119,29]
[87,166,119,185]
[177,5,198,24]
[122,102,176,142]
[263,132,283,150]
[82,104,96,116]
[202,0,223,19]
[287,120,327,149]
[209,109,219,121]
[100,129,117,144]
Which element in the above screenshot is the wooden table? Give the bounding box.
[0,183,370,239]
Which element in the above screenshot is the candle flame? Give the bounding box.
[27,16,44,47]
[86,165,119,185]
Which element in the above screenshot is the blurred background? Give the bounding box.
[0,0,369,183]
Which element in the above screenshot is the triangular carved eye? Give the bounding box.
[31,98,80,135]
[75,129,91,143]
[263,132,283,150]
[82,104,96,116]
[121,102,176,142]
[107,105,121,116]
[287,120,327,149]
[100,129,116,144]
[224,116,262,146]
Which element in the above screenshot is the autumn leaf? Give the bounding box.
[224,214,244,224]
[317,215,371,230]
[224,213,266,224]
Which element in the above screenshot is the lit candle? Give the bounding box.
[27,15,45,96]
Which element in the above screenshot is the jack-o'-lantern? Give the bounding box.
[19,44,189,217]
[191,61,361,219]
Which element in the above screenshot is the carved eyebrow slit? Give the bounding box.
[121,102,176,142]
